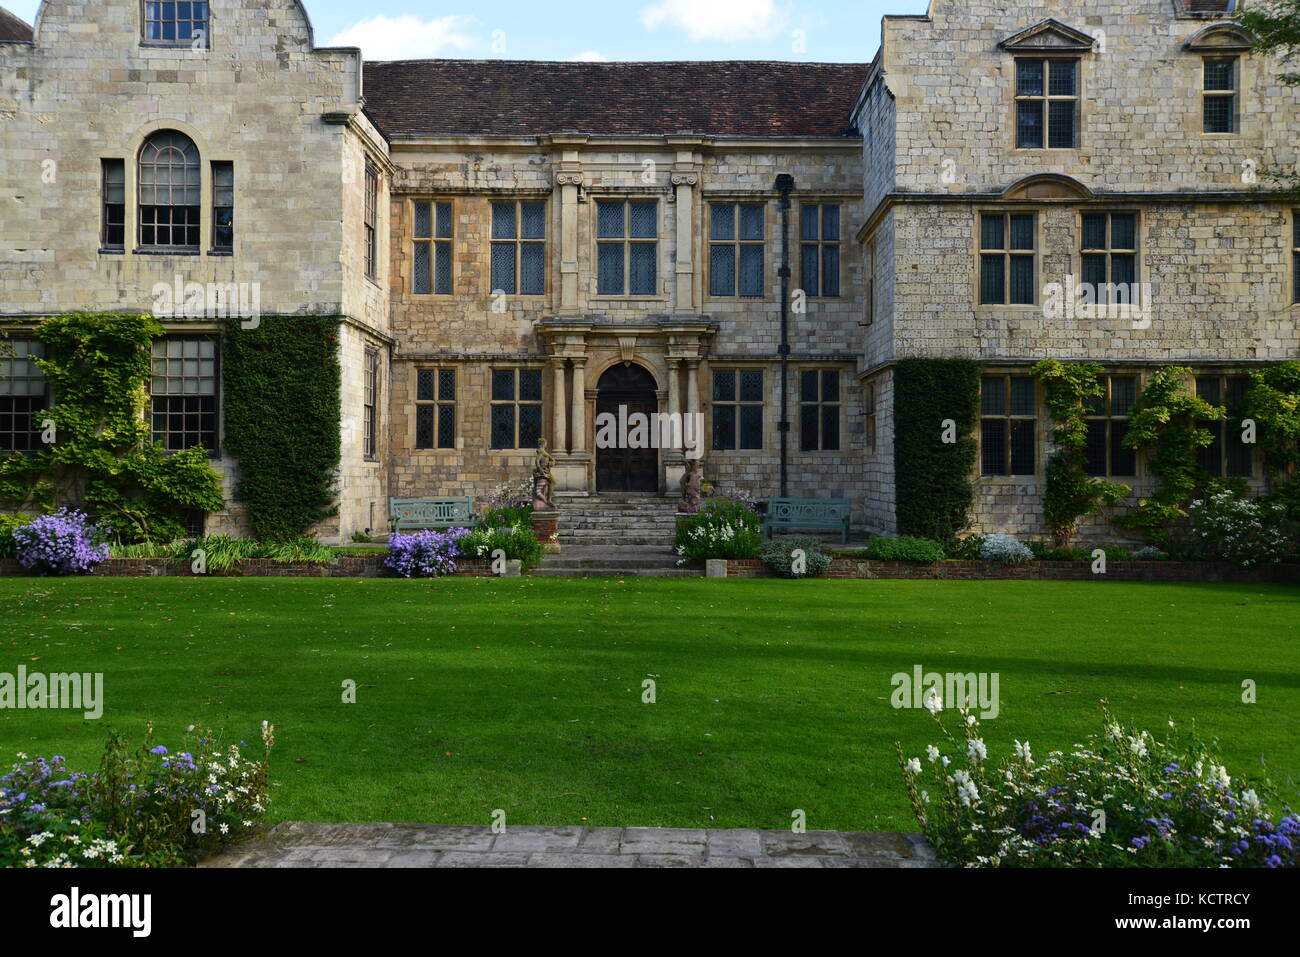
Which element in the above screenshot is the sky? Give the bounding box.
[6,1,932,62]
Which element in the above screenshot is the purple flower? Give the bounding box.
[12,509,110,576]
[150,746,168,755]
[384,528,470,579]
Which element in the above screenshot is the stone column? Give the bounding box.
[685,360,702,458]
[570,359,587,453]
[666,358,681,420]
[552,359,568,453]
[672,172,698,314]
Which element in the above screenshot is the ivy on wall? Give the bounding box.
[221,316,341,541]
[1242,360,1300,518]
[1032,359,1131,544]
[1115,366,1224,540]
[0,313,225,542]
[893,357,979,543]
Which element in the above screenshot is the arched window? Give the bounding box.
[138,130,201,249]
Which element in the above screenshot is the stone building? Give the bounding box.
[1,0,1295,544]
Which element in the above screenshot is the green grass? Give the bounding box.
[1,578,1297,833]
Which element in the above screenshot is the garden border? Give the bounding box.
[725,558,1300,583]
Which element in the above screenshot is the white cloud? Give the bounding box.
[328,15,479,61]
[568,51,611,62]
[640,0,790,44]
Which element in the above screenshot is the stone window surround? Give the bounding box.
[363,347,380,462]
[1201,55,1240,135]
[706,201,768,301]
[592,196,664,301]
[140,0,211,50]
[490,365,546,451]
[975,208,1041,308]
[1292,210,1300,305]
[97,126,234,259]
[1012,56,1081,151]
[489,198,550,299]
[363,162,379,282]
[798,200,843,299]
[1077,208,1142,296]
[1083,374,1140,479]
[149,334,220,458]
[412,365,457,453]
[410,197,456,297]
[1195,373,1255,479]
[979,370,1040,479]
[797,363,846,453]
[709,366,766,452]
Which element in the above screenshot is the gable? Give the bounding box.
[998,19,1098,54]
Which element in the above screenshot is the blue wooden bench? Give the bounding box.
[390,497,476,534]
[761,498,852,544]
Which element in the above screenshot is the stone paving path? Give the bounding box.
[200,822,940,869]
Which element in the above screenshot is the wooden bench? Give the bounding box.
[390,498,476,534]
[761,498,852,544]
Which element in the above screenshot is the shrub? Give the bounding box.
[760,536,833,578]
[898,703,1298,868]
[945,535,985,561]
[0,723,273,868]
[0,513,35,559]
[1186,491,1292,566]
[1135,545,1169,561]
[384,528,469,578]
[978,533,1034,566]
[13,508,110,576]
[460,525,544,571]
[674,498,761,561]
[480,503,534,530]
[861,535,945,563]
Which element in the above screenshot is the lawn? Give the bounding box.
[0,577,1297,833]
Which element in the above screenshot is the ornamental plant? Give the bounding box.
[12,508,110,576]
[0,722,274,868]
[760,535,833,578]
[675,498,762,561]
[0,513,35,559]
[384,528,469,578]
[898,702,1297,868]
[860,535,946,564]
[460,524,544,571]
[1186,490,1293,566]
[978,533,1034,566]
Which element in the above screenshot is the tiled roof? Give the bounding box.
[0,7,33,42]
[361,59,870,138]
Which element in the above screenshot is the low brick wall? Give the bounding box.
[726,558,1300,583]
[0,557,495,579]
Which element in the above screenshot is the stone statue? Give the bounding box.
[679,457,702,514]
[532,439,555,511]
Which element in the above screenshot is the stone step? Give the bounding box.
[531,568,703,578]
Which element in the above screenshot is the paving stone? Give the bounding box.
[705,829,764,858]
[528,853,639,868]
[407,826,497,852]
[621,827,708,856]
[575,827,625,855]
[759,830,852,858]
[491,826,584,853]
[383,851,444,868]
[841,830,914,860]
[435,852,534,868]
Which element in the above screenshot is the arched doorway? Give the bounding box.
[595,363,659,493]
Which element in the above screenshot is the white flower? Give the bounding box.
[923,690,943,714]
[1128,735,1149,758]
[967,739,987,762]
[1242,789,1261,811]
[925,745,941,763]
[904,758,922,775]
[1014,740,1033,765]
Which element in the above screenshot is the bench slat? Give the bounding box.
[762,498,852,544]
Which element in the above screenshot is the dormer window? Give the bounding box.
[144,2,210,48]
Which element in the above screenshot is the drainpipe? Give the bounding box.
[774,173,795,498]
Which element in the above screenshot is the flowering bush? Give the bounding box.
[978,533,1034,566]
[13,509,110,576]
[675,498,762,561]
[898,702,1297,868]
[760,536,833,578]
[0,722,274,868]
[460,524,544,571]
[1186,491,1292,566]
[384,528,469,578]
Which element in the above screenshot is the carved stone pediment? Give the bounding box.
[1184,23,1256,52]
[999,19,1098,53]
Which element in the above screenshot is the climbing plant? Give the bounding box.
[893,357,980,544]
[221,316,341,541]
[0,313,225,541]
[1032,359,1131,544]
[1114,366,1224,540]
[1241,360,1300,518]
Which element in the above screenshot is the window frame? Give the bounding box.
[490,199,548,298]
[980,374,1038,477]
[412,200,454,296]
[1202,56,1239,135]
[1291,211,1300,305]
[710,368,765,452]
[1195,374,1254,479]
[489,367,544,451]
[363,163,379,281]
[707,202,767,299]
[863,379,877,453]
[1014,57,1080,150]
[363,348,380,462]
[414,367,457,452]
[1080,210,1140,300]
[1083,374,1139,479]
[799,368,842,453]
[594,199,660,298]
[978,211,1038,306]
[142,1,211,49]
[799,203,842,299]
[101,159,126,252]
[137,130,202,252]
[148,335,220,458]
[0,338,48,455]
[211,160,233,253]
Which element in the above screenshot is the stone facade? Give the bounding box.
[2,0,1296,544]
